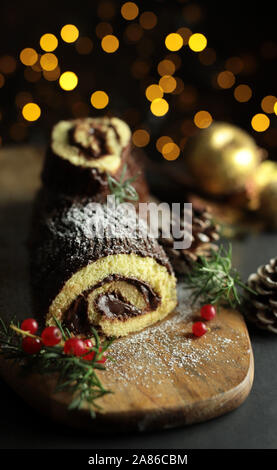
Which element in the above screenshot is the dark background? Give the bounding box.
[0,0,276,160]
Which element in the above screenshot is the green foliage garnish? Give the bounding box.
[185,244,256,308]
[0,319,114,418]
[107,164,139,204]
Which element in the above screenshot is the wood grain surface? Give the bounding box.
[0,145,254,433]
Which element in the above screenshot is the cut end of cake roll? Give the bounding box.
[47,253,177,338]
[41,116,149,201]
[31,200,177,338]
[51,116,131,174]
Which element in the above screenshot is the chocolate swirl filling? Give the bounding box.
[62,275,161,336]
[68,120,121,160]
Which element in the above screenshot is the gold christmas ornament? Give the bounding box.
[185,122,262,196]
[259,180,277,229]
[254,160,277,190]
[253,161,277,227]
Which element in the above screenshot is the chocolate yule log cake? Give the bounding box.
[42,116,149,201]
[30,199,177,338]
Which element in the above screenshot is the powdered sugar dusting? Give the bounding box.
[105,283,247,388]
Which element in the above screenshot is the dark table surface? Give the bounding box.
[0,231,276,449]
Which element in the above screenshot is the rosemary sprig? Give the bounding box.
[107,163,139,204]
[0,318,114,418]
[185,244,257,308]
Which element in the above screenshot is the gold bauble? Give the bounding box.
[256,162,277,228]
[259,180,277,229]
[254,160,277,190]
[185,122,261,196]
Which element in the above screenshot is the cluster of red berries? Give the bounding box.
[20,318,106,363]
[192,304,216,337]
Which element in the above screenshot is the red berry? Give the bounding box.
[97,347,107,364]
[200,304,216,321]
[21,318,38,334]
[83,339,96,361]
[22,336,42,354]
[192,321,209,337]
[41,326,62,346]
[82,340,107,363]
[64,338,86,357]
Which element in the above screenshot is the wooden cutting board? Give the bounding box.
[0,145,254,432]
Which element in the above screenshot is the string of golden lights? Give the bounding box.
[0,0,276,157]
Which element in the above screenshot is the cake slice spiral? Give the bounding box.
[30,198,177,337]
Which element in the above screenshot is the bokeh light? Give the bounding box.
[178,85,197,109]
[156,136,173,152]
[0,55,16,74]
[165,53,182,70]
[24,68,41,82]
[121,2,139,20]
[234,84,252,102]
[20,48,38,66]
[145,84,163,101]
[239,54,257,75]
[172,77,184,95]
[217,70,235,89]
[32,58,42,72]
[198,48,216,65]
[225,56,243,74]
[98,0,116,20]
[124,23,143,42]
[261,95,277,114]
[251,113,270,132]
[40,53,58,71]
[188,33,207,52]
[132,129,150,147]
[90,90,109,109]
[22,103,41,121]
[165,33,183,51]
[157,59,175,76]
[75,37,93,54]
[43,66,60,81]
[131,60,150,79]
[179,137,187,150]
[176,27,192,45]
[59,71,78,90]
[194,110,212,128]
[274,102,277,115]
[162,142,180,161]
[15,91,33,108]
[182,3,203,23]
[139,12,157,30]
[60,24,79,43]
[150,98,169,116]
[95,22,113,39]
[159,75,176,93]
[101,35,119,53]
[40,34,58,52]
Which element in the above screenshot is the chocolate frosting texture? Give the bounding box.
[30,196,172,320]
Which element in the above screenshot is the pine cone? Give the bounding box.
[245,258,277,333]
[158,207,220,275]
